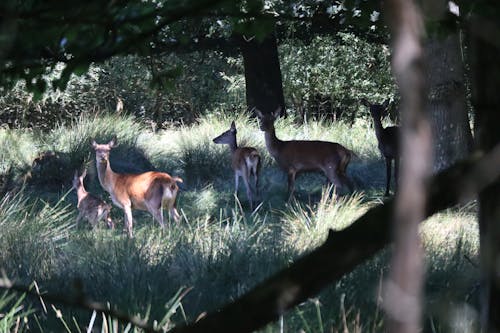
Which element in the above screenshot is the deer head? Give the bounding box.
[255,108,281,132]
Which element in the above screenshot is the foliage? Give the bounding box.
[280,33,396,122]
[0,0,388,97]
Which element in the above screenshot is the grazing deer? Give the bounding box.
[91,139,183,238]
[212,121,261,210]
[361,98,400,196]
[72,169,114,229]
[255,108,353,199]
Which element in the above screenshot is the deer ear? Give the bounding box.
[360,98,370,107]
[230,121,236,130]
[109,138,117,148]
[91,140,98,149]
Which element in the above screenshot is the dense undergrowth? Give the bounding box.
[0,113,479,332]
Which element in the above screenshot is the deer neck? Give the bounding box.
[96,159,117,193]
[76,187,88,204]
[264,126,283,158]
[227,135,238,153]
[372,117,385,141]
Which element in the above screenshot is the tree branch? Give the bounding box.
[169,144,500,333]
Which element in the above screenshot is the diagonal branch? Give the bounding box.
[170,144,500,333]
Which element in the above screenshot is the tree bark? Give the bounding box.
[467,11,500,332]
[383,1,430,332]
[238,32,286,116]
[425,27,474,172]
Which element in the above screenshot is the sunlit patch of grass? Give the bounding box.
[282,187,368,252]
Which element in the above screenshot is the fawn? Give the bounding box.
[213,121,261,210]
[72,169,114,229]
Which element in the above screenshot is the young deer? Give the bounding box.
[91,139,183,238]
[255,108,353,198]
[361,98,400,196]
[72,169,114,229]
[212,121,261,210]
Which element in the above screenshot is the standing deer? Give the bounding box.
[91,139,182,238]
[212,121,261,210]
[255,108,353,199]
[72,169,114,229]
[361,98,400,196]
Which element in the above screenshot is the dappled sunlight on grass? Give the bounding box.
[0,114,481,332]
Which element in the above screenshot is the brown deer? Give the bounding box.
[255,108,353,199]
[212,121,261,210]
[361,98,400,196]
[72,169,114,229]
[91,139,183,238]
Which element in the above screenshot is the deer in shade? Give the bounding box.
[213,121,261,210]
[361,98,400,196]
[255,108,353,199]
[91,139,183,238]
[72,169,114,229]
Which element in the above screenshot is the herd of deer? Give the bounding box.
[72,100,399,238]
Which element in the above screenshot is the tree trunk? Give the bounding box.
[384,1,429,333]
[467,11,500,332]
[238,32,286,117]
[426,31,474,172]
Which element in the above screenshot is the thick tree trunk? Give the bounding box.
[426,32,474,172]
[238,32,286,116]
[468,12,500,332]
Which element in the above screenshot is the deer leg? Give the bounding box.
[167,199,180,222]
[234,172,240,195]
[123,205,134,238]
[242,171,253,210]
[385,157,392,196]
[149,206,165,229]
[253,164,260,197]
[394,157,399,194]
[75,212,83,227]
[287,170,297,200]
[324,167,344,194]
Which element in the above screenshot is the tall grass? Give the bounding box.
[0,113,480,332]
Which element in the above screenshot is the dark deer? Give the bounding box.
[213,121,261,210]
[361,98,400,196]
[255,108,353,199]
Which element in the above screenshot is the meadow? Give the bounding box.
[0,112,479,332]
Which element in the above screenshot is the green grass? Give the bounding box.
[0,113,479,332]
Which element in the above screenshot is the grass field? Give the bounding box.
[0,113,480,332]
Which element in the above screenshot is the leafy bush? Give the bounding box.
[280,33,396,123]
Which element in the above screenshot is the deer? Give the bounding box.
[212,121,261,210]
[72,169,114,229]
[361,98,400,196]
[255,108,353,199]
[91,139,183,238]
